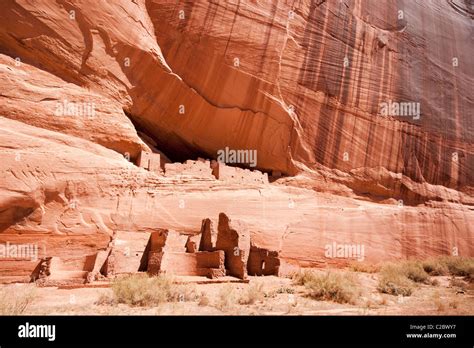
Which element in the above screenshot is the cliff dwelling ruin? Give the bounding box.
[30,213,280,286]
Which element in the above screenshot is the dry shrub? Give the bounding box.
[304,272,359,304]
[215,284,237,311]
[0,284,36,314]
[111,274,196,307]
[423,256,474,277]
[238,282,265,305]
[292,270,319,286]
[95,292,114,306]
[198,292,210,307]
[441,257,474,277]
[349,262,380,273]
[448,298,458,309]
[422,258,449,276]
[402,261,430,283]
[276,286,295,294]
[449,277,467,292]
[432,291,445,312]
[377,263,413,296]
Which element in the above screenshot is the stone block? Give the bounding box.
[248,246,280,276]
[215,213,250,279]
[198,218,217,252]
[137,151,161,172]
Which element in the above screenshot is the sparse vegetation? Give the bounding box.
[95,292,114,306]
[349,262,380,273]
[238,282,265,305]
[422,256,474,277]
[198,292,210,307]
[376,260,434,296]
[432,291,445,312]
[297,271,360,304]
[449,277,467,292]
[403,261,430,283]
[0,284,36,314]
[3,256,474,315]
[422,258,449,276]
[448,298,459,309]
[292,270,319,286]
[110,274,196,307]
[377,263,414,296]
[362,298,375,311]
[215,284,237,311]
[276,286,295,294]
[441,256,474,277]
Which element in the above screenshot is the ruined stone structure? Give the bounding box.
[211,160,269,184]
[103,231,151,275]
[137,150,161,173]
[28,213,280,284]
[164,159,215,179]
[248,246,281,276]
[215,213,251,279]
[199,218,217,252]
[145,213,279,280]
[32,256,96,286]
[137,155,270,185]
[1,0,472,283]
[146,228,226,279]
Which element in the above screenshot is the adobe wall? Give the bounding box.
[186,234,200,253]
[148,250,225,278]
[215,213,250,279]
[248,246,280,276]
[86,249,110,282]
[164,159,214,179]
[196,250,224,269]
[104,231,150,275]
[150,229,187,253]
[211,160,268,184]
[137,151,162,173]
[199,218,217,252]
[54,215,281,282]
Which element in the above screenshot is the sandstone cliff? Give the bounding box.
[0,0,472,282]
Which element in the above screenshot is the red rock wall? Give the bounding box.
[0,1,472,280]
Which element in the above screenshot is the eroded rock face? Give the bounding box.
[146,0,473,193]
[0,1,472,282]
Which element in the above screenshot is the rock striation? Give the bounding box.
[0,0,472,282]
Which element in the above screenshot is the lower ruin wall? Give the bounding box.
[27,213,280,284]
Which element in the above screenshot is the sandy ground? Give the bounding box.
[1,269,472,316]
